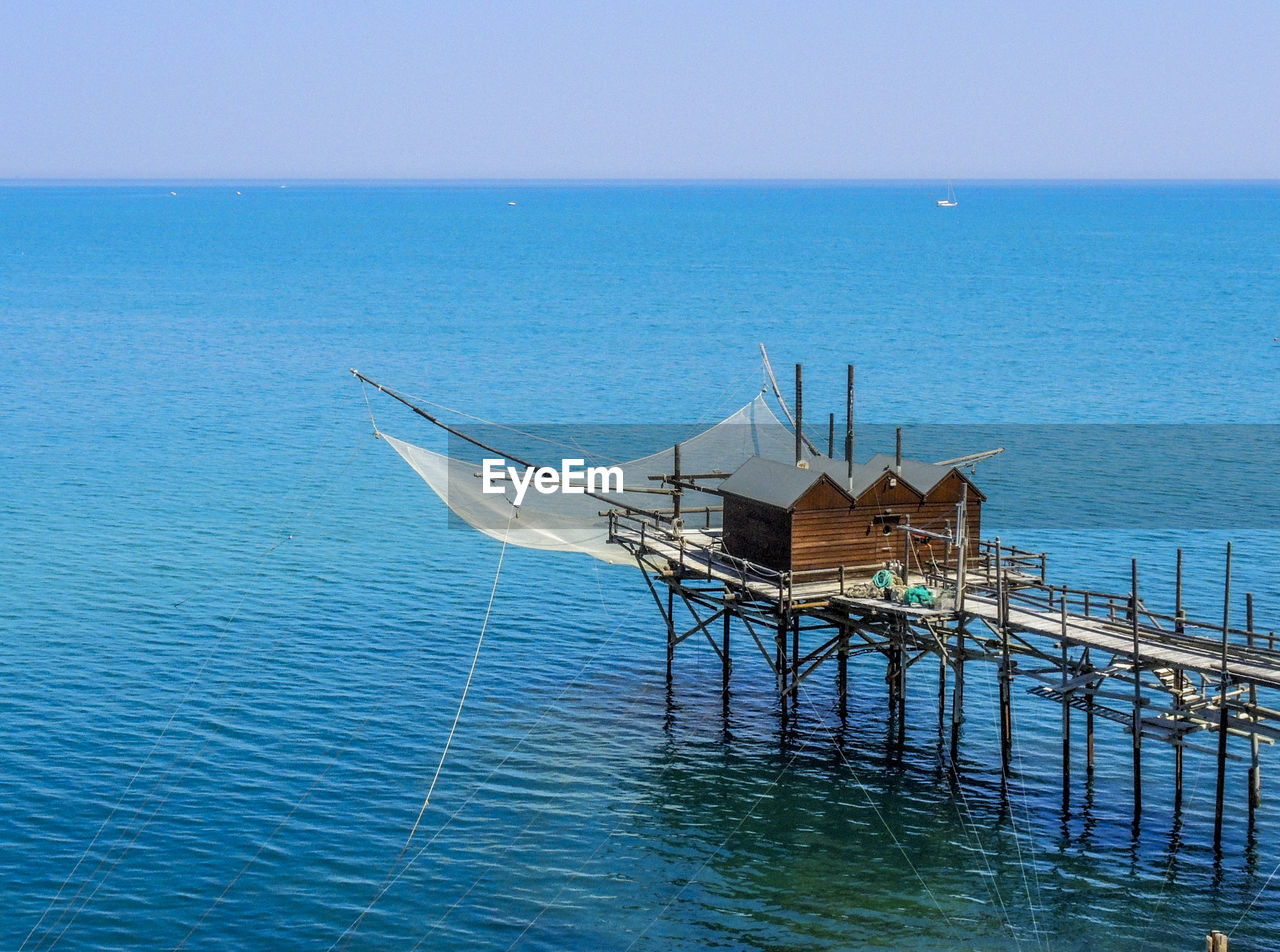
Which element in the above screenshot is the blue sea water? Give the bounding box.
[2,182,1280,951]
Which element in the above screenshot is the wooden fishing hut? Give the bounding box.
[718,452,984,576]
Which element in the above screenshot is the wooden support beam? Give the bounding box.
[886,641,898,719]
[1062,589,1071,806]
[666,586,675,683]
[1248,592,1260,823]
[951,626,966,764]
[838,624,850,722]
[777,613,789,730]
[938,631,948,738]
[1175,546,1186,809]
[791,614,801,711]
[998,544,1012,777]
[1174,664,1185,810]
[1085,646,1096,778]
[1132,558,1142,819]
[896,621,907,744]
[722,593,732,707]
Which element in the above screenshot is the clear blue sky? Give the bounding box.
[2,0,1276,180]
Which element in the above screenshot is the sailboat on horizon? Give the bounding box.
[937,182,958,207]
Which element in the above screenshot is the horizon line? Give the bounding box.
[2,176,1279,188]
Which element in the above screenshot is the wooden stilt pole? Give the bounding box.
[1085,646,1095,778]
[845,364,855,481]
[1248,592,1261,822]
[951,626,966,764]
[887,641,898,719]
[665,586,675,683]
[897,622,907,744]
[1214,542,1232,851]
[791,614,800,711]
[1174,664,1185,810]
[1061,588,1071,805]
[838,624,849,722]
[777,613,789,730]
[827,413,834,458]
[997,542,1012,777]
[1174,548,1184,807]
[938,633,947,738]
[1131,558,1142,819]
[721,594,732,707]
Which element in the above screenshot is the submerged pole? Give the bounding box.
[838,624,849,722]
[1215,542,1232,851]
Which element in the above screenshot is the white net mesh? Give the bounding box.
[380,394,803,565]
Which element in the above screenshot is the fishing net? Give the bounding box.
[379,394,805,564]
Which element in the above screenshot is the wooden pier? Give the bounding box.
[353,362,1278,849]
[607,511,1280,845]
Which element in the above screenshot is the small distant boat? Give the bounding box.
[937,183,958,207]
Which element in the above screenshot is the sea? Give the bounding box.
[2,182,1279,951]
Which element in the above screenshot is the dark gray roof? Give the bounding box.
[721,453,976,510]
[864,454,952,494]
[719,456,846,510]
[810,454,953,498]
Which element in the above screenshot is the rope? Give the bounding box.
[401,504,517,852]
[1008,689,1049,951]
[935,646,1021,944]
[615,739,817,952]
[1138,709,1213,945]
[382,384,631,464]
[359,377,381,437]
[793,684,963,939]
[1231,852,1280,937]
[329,574,640,952]
[326,506,519,951]
[172,705,383,951]
[947,760,1023,948]
[22,437,364,952]
[21,546,295,952]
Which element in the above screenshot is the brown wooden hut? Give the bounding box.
[718,454,984,574]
